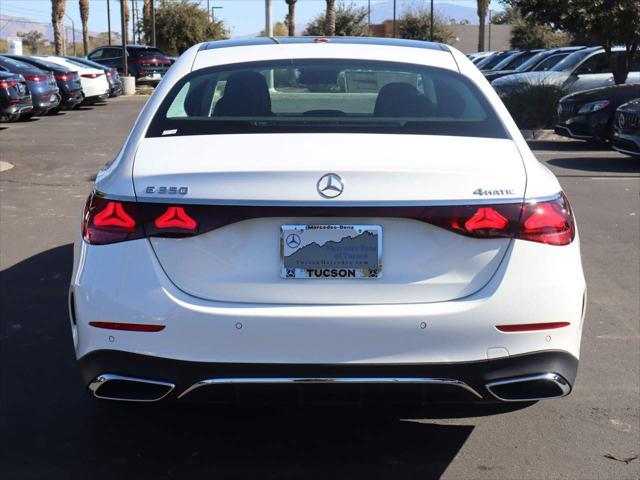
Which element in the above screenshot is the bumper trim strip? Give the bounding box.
[177,377,483,399]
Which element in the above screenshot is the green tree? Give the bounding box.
[144,0,228,56]
[397,7,456,44]
[505,0,640,84]
[304,2,367,36]
[491,6,519,24]
[510,18,570,49]
[17,30,45,54]
[260,21,288,37]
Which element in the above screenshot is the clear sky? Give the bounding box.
[0,0,503,38]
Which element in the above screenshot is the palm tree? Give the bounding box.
[143,0,152,43]
[325,0,336,36]
[79,0,89,55]
[51,0,67,55]
[285,0,297,37]
[123,0,130,44]
[476,0,490,51]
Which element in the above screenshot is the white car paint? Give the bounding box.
[36,55,109,100]
[71,39,586,404]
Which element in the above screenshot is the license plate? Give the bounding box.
[281,225,382,279]
[152,73,161,79]
[49,94,57,102]
[17,84,25,94]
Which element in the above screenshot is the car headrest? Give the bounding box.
[213,71,272,117]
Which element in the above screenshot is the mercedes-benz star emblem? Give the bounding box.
[286,233,301,248]
[618,114,625,128]
[317,173,344,198]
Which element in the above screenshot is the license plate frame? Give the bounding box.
[280,224,382,279]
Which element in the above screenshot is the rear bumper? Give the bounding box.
[32,92,60,114]
[82,92,110,105]
[79,349,578,404]
[71,231,586,365]
[1,102,33,116]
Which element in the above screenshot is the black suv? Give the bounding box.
[87,45,171,85]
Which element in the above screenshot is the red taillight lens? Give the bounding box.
[154,207,198,231]
[83,194,144,245]
[81,73,103,79]
[0,80,17,89]
[24,75,45,82]
[105,71,112,77]
[54,73,71,81]
[464,207,509,232]
[93,201,136,229]
[518,193,575,246]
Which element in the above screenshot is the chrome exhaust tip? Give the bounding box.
[485,373,571,402]
[88,374,174,402]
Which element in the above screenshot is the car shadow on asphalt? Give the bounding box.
[527,140,611,152]
[547,156,640,173]
[0,244,528,479]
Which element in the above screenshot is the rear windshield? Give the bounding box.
[130,48,165,59]
[147,59,508,139]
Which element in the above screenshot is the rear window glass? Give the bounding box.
[131,48,165,59]
[147,59,508,139]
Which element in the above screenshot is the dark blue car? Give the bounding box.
[4,55,83,110]
[0,56,60,116]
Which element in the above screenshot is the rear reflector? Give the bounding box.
[89,321,165,332]
[496,322,570,332]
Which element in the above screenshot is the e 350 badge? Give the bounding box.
[145,186,189,194]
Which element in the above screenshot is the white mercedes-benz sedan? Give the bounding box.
[71,38,586,405]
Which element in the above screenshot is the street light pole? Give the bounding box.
[107,0,112,45]
[64,14,76,56]
[430,0,434,41]
[120,0,128,76]
[392,0,396,38]
[150,0,156,47]
[265,0,272,37]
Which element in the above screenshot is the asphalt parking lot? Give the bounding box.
[1,96,638,480]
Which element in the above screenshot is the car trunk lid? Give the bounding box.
[133,134,526,304]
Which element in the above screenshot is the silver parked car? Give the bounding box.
[492,46,640,96]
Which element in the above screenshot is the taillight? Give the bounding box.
[81,73,103,79]
[0,80,17,89]
[83,195,144,245]
[24,74,45,82]
[105,71,112,77]
[54,73,72,81]
[518,193,575,246]
[154,207,197,230]
[82,192,575,246]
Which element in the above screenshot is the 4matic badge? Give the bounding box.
[473,188,515,196]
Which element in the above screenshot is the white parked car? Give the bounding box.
[35,55,110,104]
[72,38,586,405]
